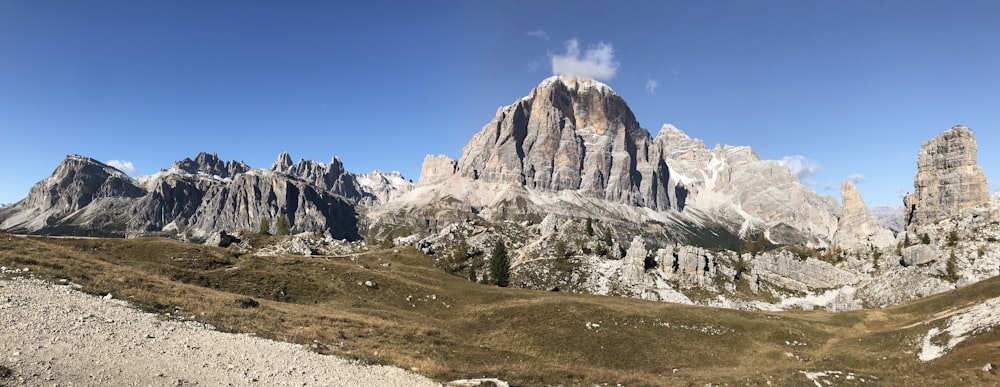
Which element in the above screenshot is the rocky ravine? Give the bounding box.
[0,277,438,386]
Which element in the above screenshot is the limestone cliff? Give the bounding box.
[832,180,895,250]
[456,76,675,211]
[0,153,362,241]
[904,126,990,227]
[271,152,413,207]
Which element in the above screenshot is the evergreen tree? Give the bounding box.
[489,240,510,287]
[921,233,931,245]
[904,233,911,247]
[259,217,271,235]
[947,230,959,247]
[454,238,469,262]
[946,250,959,282]
[468,263,477,282]
[603,230,613,246]
[745,235,756,257]
[555,240,568,258]
[586,218,594,237]
[276,215,291,235]
[757,233,770,252]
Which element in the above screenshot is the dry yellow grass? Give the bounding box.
[1,232,999,386]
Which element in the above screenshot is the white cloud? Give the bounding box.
[525,61,540,72]
[526,29,550,41]
[778,155,822,182]
[646,79,659,94]
[106,160,136,175]
[551,39,619,81]
[847,174,866,184]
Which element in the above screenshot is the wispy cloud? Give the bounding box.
[525,61,540,72]
[551,39,619,81]
[645,79,659,94]
[778,155,822,183]
[847,174,866,184]
[106,160,136,175]
[526,29,550,41]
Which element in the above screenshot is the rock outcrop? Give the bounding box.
[904,126,990,227]
[0,153,364,241]
[418,155,458,185]
[833,180,895,250]
[175,152,250,178]
[271,152,412,207]
[0,155,144,235]
[456,76,675,211]
[378,77,842,250]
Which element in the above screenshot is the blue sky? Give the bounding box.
[2,1,999,207]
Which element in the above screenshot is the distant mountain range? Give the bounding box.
[2,76,998,311]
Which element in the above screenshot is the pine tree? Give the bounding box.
[745,235,756,257]
[947,230,959,247]
[586,218,594,237]
[468,264,477,282]
[454,238,469,262]
[555,240,568,258]
[276,215,291,235]
[259,217,271,235]
[489,240,510,287]
[921,233,931,245]
[904,233,911,247]
[946,250,959,282]
[757,233,770,252]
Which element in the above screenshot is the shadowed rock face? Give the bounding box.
[456,76,675,211]
[904,126,990,227]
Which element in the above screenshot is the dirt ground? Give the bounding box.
[0,277,439,386]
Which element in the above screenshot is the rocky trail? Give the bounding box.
[0,277,439,386]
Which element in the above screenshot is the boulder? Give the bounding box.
[901,244,941,267]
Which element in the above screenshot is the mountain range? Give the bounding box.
[2,75,997,311]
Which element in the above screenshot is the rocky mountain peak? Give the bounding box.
[904,125,989,227]
[455,76,672,210]
[833,179,894,250]
[174,152,249,178]
[0,155,145,233]
[272,151,293,171]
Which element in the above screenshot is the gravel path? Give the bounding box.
[0,277,440,386]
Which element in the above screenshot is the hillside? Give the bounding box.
[2,232,999,386]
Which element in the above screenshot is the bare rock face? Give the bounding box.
[901,244,941,267]
[905,126,990,227]
[456,76,674,211]
[270,152,412,207]
[1,154,362,241]
[659,245,716,286]
[418,155,458,185]
[652,124,841,246]
[0,155,144,235]
[382,78,842,249]
[833,180,895,250]
[752,251,861,292]
[178,171,360,241]
[175,152,249,178]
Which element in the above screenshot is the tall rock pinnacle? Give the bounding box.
[833,179,895,250]
[904,126,990,227]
